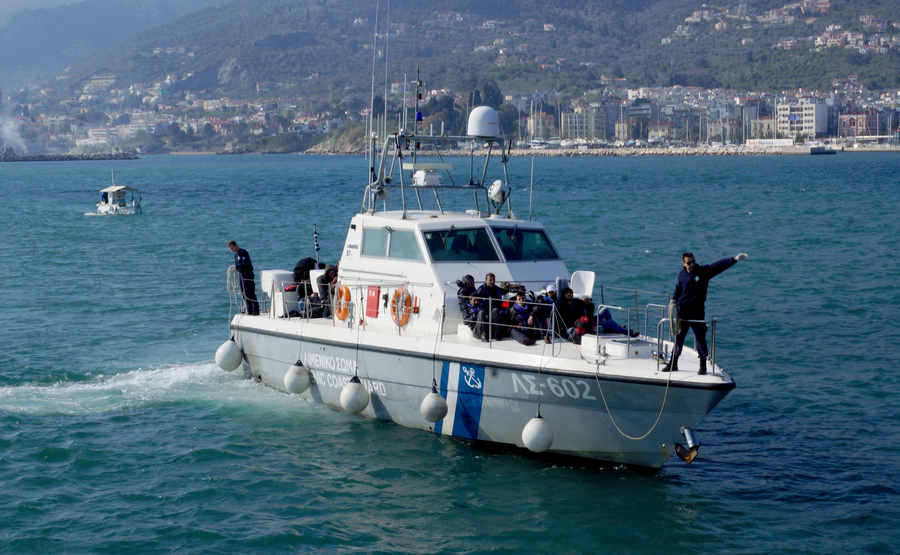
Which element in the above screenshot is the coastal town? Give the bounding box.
[2,1,899,156]
[3,73,898,157]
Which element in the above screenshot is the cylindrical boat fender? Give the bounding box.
[284,361,310,394]
[420,386,448,423]
[340,376,369,414]
[215,339,243,372]
[522,413,554,453]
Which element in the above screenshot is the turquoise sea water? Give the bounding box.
[1,152,898,553]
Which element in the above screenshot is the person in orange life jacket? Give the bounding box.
[666,251,748,374]
[228,240,259,315]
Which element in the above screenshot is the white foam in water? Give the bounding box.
[0,363,293,416]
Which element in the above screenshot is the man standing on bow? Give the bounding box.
[667,251,748,374]
[228,240,260,316]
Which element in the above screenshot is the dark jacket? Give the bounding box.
[475,283,504,302]
[293,257,317,284]
[556,297,591,330]
[457,285,476,317]
[462,299,484,327]
[672,257,737,319]
[234,248,254,279]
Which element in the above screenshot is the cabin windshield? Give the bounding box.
[490,226,559,261]
[423,228,500,262]
[361,228,424,261]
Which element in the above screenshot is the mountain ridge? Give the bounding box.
[7,0,900,98]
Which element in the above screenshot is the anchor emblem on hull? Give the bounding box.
[462,366,482,389]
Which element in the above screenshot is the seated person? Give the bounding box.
[292,257,318,306]
[456,274,476,320]
[508,292,550,345]
[462,295,484,331]
[315,265,339,318]
[474,273,508,341]
[300,292,325,318]
[555,287,593,344]
[596,306,639,337]
[515,284,536,303]
[293,257,318,288]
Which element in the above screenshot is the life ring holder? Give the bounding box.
[336,284,351,320]
[668,299,681,336]
[390,286,413,327]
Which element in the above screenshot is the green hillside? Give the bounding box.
[30,0,900,97]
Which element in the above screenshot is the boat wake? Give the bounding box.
[0,363,290,416]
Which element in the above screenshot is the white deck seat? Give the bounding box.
[570,270,595,298]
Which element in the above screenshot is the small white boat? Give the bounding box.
[95,175,142,215]
[216,106,736,472]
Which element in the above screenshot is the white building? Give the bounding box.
[775,100,828,138]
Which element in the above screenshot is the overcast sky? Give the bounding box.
[0,0,78,19]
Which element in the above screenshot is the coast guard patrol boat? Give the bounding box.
[216,107,736,471]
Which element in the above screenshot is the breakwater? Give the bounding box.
[509,146,784,156]
[0,152,138,163]
[306,145,790,156]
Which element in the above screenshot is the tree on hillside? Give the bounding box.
[203,123,215,148]
[482,80,503,109]
[496,104,519,140]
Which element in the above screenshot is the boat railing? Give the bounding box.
[226,266,270,317]
[598,297,721,373]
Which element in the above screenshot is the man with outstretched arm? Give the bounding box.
[666,251,748,374]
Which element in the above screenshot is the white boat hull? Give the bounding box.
[230,315,734,470]
[96,203,141,215]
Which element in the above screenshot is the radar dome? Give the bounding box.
[467,106,500,138]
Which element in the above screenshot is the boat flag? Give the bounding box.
[313,224,320,264]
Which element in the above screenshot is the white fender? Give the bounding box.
[215,340,243,372]
[420,386,448,423]
[522,413,554,453]
[284,362,310,394]
[340,376,369,414]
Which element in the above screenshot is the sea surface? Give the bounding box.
[1,152,898,554]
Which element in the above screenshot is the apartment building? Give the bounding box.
[775,100,828,138]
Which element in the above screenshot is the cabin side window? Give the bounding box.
[361,228,389,257]
[422,228,500,262]
[491,227,560,261]
[388,230,424,261]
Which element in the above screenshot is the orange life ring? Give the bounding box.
[390,286,412,327]
[336,284,351,320]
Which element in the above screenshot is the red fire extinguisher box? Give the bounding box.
[366,286,380,318]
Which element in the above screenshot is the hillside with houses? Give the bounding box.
[1,0,898,155]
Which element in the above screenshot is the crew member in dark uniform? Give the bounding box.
[228,240,259,315]
[667,251,748,374]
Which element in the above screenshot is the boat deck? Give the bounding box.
[234,311,731,387]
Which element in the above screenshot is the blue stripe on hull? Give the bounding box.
[435,362,485,440]
[453,363,485,440]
